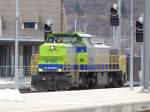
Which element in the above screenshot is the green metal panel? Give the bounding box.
[38,43,67,65]
[77,52,88,64]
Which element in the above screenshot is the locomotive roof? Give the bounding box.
[48,32,93,38]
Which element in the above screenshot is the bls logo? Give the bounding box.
[49,46,56,50]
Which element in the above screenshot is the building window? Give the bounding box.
[24,22,35,29]
[21,22,38,30]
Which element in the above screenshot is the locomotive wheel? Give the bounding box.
[79,73,97,89]
[108,72,123,88]
[79,75,88,89]
[88,76,96,89]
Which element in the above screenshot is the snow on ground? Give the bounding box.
[0,79,14,84]
[0,89,23,102]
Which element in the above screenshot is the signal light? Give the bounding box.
[110,4,119,26]
[136,17,144,42]
[44,23,53,41]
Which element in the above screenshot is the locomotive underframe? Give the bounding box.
[31,70,124,91]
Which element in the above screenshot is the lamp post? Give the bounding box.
[15,0,19,89]
[130,0,133,90]
[143,0,150,91]
[117,0,121,49]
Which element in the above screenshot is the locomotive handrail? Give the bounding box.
[63,63,121,72]
[30,53,126,74]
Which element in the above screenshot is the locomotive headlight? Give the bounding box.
[38,68,43,72]
[58,69,62,72]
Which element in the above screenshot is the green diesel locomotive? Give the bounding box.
[31,32,126,91]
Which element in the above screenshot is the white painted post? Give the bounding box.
[75,18,77,32]
[130,0,133,90]
[143,0,150,91]
[0,16,2,36]
[15,0,19,89]
[117,0,121,49]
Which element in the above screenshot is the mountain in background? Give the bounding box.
[64,0,144,55]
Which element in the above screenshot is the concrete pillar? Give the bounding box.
[10,45,15,77]
[2,46,5,66]
[35,23,38,30]
[1,46,6,77]
[32,45,36,54]
[5,46,10,77]
[19,45,24,79]
[0,16,2,36]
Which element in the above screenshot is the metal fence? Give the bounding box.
[0,66,31,84]
[0,66,32,78]
[0,66,31,90]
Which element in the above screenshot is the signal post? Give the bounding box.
[110,4,119,48]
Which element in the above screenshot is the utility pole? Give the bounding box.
[141,44,143,87]
[141,14,144,87]
[15,0,19,89]
[84,23,87,33]
[75,18,77,32]
[60,0,64,32]
[113,27,115,48]
[143,0,150,91]
[113,27,117,48]
[130,0,133,90]
[117,0,121,49]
